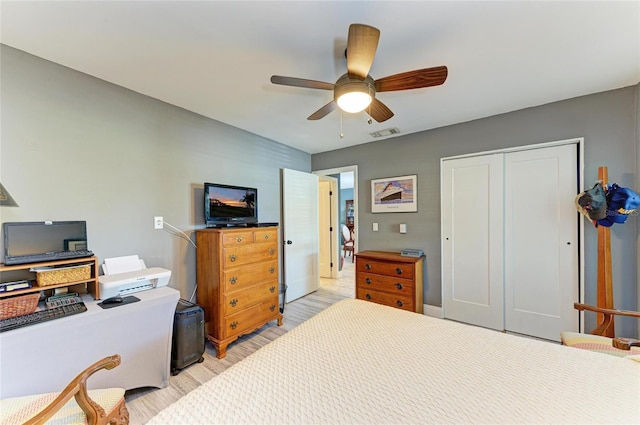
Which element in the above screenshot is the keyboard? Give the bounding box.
[4,250,94,265]
[0,302,87,332]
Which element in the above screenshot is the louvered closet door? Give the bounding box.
[504,144,578,341]
[442,154,505,331]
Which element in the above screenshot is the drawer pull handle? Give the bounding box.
[365,278,372,284]
[395,283,403,290]
[269,267,275,274]
[230,254,237,262]
[264,234,270,240]
[270,286,276,293]
[270,305,276,312]
[230,276,238,285]
[395,267,403,275]
[236,237,243,243]
[396,300,404,307]
[230,321,238,330]
[229,299,238,307]
[365,263,372,270]
[365,294,372,300]
[269,248,275,255]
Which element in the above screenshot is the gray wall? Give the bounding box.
[313,85,639,337]
[0,45,310,300]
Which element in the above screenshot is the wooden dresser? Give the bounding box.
[196,226,282,358]
[355,250,425,313]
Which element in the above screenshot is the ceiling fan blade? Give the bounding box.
[346,24,380,80]
[367,98,394,123]
[308,101,337,120]
[271,75,334,90]
[374,66,448,92]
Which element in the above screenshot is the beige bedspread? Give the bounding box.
[149,298,640,424]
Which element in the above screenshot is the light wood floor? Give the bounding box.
[125,262,355,424]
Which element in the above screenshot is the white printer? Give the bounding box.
[98,255,171,299]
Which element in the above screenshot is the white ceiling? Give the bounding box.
[1,1,638,155]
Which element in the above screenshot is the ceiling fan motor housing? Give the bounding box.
[334,74,376,103]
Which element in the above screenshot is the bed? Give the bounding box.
[149,298,640,424]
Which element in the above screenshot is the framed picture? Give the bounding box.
[371,174,417,213]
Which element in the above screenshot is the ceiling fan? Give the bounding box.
[270,23,448,123]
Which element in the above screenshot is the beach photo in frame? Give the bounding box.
[371,174,417,213]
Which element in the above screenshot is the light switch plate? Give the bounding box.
[373,222,379,231]
[400,224,407,233]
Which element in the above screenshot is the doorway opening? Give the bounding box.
[314,165,358,299]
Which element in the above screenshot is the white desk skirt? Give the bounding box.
[0,286,180,398]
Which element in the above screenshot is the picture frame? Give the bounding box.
[371,174,417,213]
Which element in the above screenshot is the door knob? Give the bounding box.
[286,240,293,245]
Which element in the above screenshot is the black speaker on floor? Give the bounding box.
[171,299,205,376]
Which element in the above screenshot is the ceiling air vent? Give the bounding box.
[369,127,400,138]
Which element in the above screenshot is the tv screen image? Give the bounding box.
[204,183,257,226]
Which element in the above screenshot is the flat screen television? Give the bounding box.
[204,182,258,227]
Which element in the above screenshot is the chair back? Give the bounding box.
[342,225,351,242]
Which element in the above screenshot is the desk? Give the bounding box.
[0,286,180,398]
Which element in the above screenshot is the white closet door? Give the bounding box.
[442,154,504,330]
[504,144,578,341]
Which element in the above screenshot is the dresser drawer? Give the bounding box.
[223,243,278,268]
[253,228,278,243]
[223,280,279,316]
[356,288,414,312]
[356,259,415,278]
[356,273,414,296]
[222,231,255,247]
[222,260,278,292]
[221,295,279,339]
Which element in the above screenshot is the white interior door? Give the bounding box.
[504,144,579,341]
[282,168,319,302]
[442,154,504,331]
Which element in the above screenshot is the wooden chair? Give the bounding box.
[572,303,640,350]
[0,354,129,425]
[342,225,354,262]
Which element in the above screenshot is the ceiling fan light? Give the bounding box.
[337,91,372,113]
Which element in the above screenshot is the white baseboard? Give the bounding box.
[424,304,443,318]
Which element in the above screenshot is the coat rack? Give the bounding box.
[573,165,640,345]
[596,166,614,337]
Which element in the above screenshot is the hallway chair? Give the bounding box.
[342,225,354,263]
[0,354,129,425]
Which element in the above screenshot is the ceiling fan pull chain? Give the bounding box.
[367,85,373,124]
[339,111,344,139]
